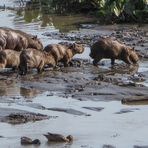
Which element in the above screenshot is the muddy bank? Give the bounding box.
[0,57,147,103]
[4,60,144,102]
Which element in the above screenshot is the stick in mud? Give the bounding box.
[121,96,148,105]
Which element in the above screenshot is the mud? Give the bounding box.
[17,60,147,102]
[82,107,104,112]
[0,108,50,124]
[47,108,90,116]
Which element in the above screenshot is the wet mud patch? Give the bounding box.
[115,108,140,114]
[47,108,90,116]
[82,107,104,112]
[19,102,47,110]
[0,108,51,124]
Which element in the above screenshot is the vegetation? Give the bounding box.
[24,0,148,23]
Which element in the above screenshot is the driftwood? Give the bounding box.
[121,96,148,105]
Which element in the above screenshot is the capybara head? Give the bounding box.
[70,43,84,54]
[129,51,139,64]
[28,36,43,50]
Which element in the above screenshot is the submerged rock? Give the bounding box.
[115,108,140,114]
[3,113,49,124]
[47,107,90,116]
[0,108,50,124]
[21,136,41,145]
[82,107,104,112]
[44,132,73,143]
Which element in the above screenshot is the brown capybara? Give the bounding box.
[0,49,20,70]
[89,37,139,66]
[19,48,56,75]
[0,27,43,51]
[44,42,84,66]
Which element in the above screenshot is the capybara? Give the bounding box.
[44,42,84,66]
[0,49,20,70]
[0,27,43,51]
[19,48,56,75]
[89,37,139,66]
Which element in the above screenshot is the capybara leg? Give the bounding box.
[69,61,73,67]
[64,62,69,67]
[111,59,115,65]
[93,59,100,66]
[63,59,70,67]
[12,67,17,72]
[124,56,133,64]
[37,60,44,73]
[21,66,27,75]
[37,68,43,73]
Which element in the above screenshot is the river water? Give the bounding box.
[0,1,148,148]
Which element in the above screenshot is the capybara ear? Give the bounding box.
[132,47,135,51]
[72,43,76,48]
[31,35,37,40]
[69,43,75,49]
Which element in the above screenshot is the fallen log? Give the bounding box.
[121,96,148,105]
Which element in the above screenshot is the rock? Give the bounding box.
[44,132,73,142]
[0,108,49,124]
[21,136,41,145]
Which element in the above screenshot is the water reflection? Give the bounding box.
[0,79,41,98]
[20,87,42,98]
[15,10,96,32]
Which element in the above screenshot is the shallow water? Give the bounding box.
[1,94,148,148]
[0,1,148,148]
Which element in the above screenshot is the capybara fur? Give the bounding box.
[89,37,139,66]
[44,42,84,66]
[0,49,20,70]
[0,27,43,51]
[19,48,56,75]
